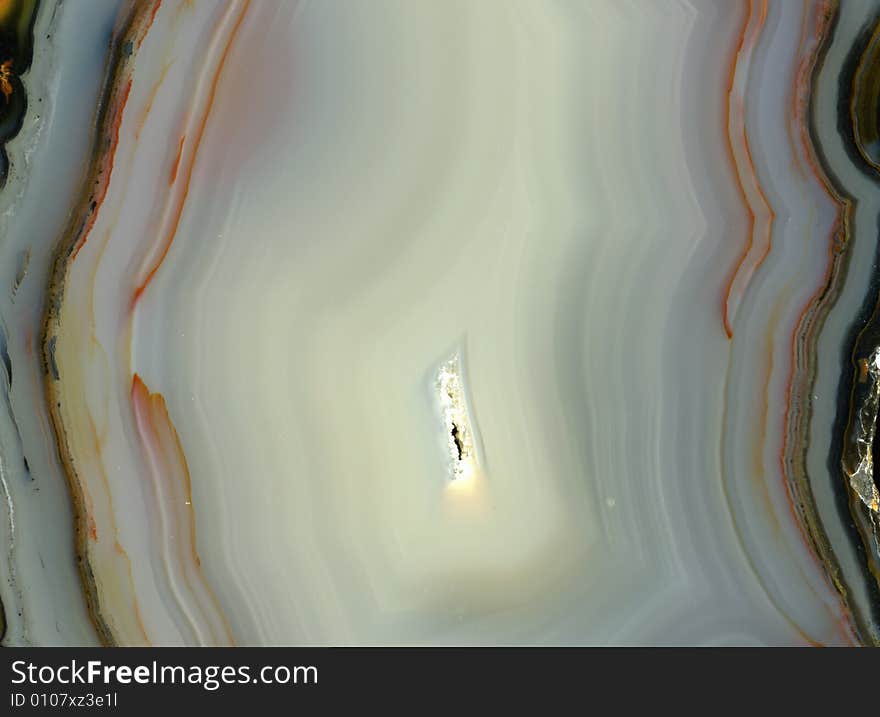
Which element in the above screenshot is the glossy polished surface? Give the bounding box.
[1,0,879,646]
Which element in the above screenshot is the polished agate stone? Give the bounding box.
[1,0,880,646]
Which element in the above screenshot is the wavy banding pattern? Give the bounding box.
[1,0,880,645]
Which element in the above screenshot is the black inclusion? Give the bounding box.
[450,424,464,461]
[826,11,880,629]
[0,2,39,190]
[874,400,880,498]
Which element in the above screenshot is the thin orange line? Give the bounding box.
[721,2,754,338]
[132,1,250,307]
[778,0,858,644]
[137,0,162,50]
[721,0,773,339]
[169,134,185,185]
[71,79,133,261]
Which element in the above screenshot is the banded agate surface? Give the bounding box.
[1,0,880,646]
